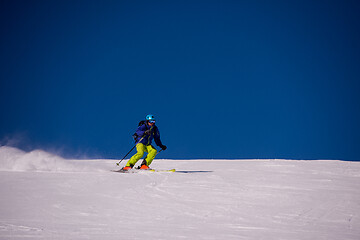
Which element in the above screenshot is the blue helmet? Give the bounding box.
[146,114,156,121]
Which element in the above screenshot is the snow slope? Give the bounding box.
[0,146,359,240]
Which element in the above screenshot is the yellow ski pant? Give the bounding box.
[125,143,157,167]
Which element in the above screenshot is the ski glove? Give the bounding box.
[144,130,151,135]
[161,145,167,150]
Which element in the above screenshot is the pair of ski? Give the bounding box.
[112,168,176,173]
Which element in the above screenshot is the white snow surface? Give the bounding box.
[0,146,359,240]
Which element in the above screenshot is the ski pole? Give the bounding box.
[116,145,136,166]
[116,135,146,166]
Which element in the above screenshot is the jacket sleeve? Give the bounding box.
[153,126,163,147]
[136,124,147,137]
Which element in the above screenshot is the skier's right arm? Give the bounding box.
[135,125,147,137]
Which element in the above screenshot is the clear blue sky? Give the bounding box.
[1,0,359,160]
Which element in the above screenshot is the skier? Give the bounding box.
[122,114,167,171]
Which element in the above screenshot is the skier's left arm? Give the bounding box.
[154,127,167,150]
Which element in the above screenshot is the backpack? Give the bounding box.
[138,120,146,126]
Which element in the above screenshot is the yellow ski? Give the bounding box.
[148,169,176,172]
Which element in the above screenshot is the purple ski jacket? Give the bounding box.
[134,123,163,147]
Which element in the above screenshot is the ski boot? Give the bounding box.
[121,164,134,171]
[137,159,151,170]
[139,164,150,170]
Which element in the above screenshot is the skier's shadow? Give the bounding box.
[176,170,213,173]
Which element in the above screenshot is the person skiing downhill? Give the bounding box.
[122,114,167,171]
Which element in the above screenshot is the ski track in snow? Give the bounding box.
[0,146,360,240]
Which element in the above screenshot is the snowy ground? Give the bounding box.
[0,146,359,240]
